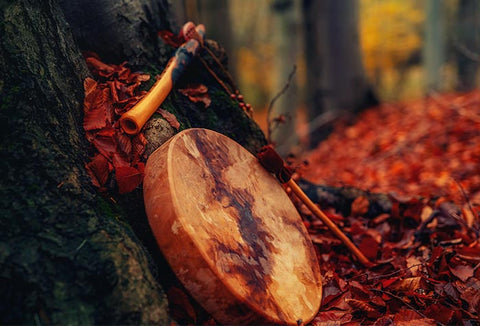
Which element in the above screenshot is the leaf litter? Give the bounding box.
[169,92,480,325]
[82,53,180,193]
[83,51,479,324]
[298,91,480,325]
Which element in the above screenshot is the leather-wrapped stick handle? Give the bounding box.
[119,24,205,135]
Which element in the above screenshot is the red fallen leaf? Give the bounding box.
[381,277,400,289]
[84,87,114,125]
[345,298,382,319]
[310,310,352,325]
[115,63,131,81]
[112,152,130,169]
[424,303,456,324]
[84,77,97,96]
[179,84,211,108]
[136,162,145,174]
[357,234,380,260]
[86,56,115,77]
[351,196,370,216]
[390,277,431,295]
[158,30,184,48]
[83,106,107,131]
[92,127,116,158]
[158,108,180,130]
[107,81,119,103]
[373,316,395,326]
[115,129,132,157]
[456,277,480,313]
[393,309,436,326]
[166,286,197,324]
[85,154,110,188]
[449,264,474,282]
[442,282,460,301]
[132,133,147,163]
[116,165,143,194]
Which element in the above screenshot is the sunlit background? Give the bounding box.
[172,0,479,156]
[174,0,478,103]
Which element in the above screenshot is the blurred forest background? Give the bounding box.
[172,0,479,155]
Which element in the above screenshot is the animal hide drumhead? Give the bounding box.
[143,128,322,325]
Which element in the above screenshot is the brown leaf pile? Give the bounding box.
[299,193,480,325]
[305,91,480,205]
[166,92,479,325]
[298,91,480,325]
[83,53,150,193]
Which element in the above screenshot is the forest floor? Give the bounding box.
[83,55,479,324]
[294,91,480,325]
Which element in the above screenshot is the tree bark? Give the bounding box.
[0,0,169,324]
[302,0,378,148]
[59,0,178,67]
[270,0,300,156]
[197,0,237,80]
[455,0,480,91]
[423,0,446,92]
[0,0,266,324]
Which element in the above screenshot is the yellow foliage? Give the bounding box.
[235,44,276,106]
[360,0,424,73]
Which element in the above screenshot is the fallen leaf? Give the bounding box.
[449,264,474,282]
[166,286,197,324]
[158,30,184,48]
[83,53,151,193]
[310,310,352,325]
[158,108,180,130]
[85,154,110,188]
[393,308,436,326]
[179,84,211,108]
[116,165,143,194]
[351,196,369,216]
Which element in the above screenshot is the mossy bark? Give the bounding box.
[0,0,168,324]
[0,0,266,324]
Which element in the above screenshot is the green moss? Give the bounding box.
[96,196,122,220]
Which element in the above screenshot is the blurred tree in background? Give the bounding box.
[303,0,378,148]
[455,0,480,91]
[173,0,479,153]
[360,0,424,97]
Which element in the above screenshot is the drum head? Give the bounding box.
[143,128,322,325]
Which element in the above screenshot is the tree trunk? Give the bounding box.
[302,0,377,148]
[0,0,169,324]
[0,0,266,324]
[197,0,237,80]
[59,0,178,67]
[455,0,480,91]
[270,0,300,156]
[423,0,446,92]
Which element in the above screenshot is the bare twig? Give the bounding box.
[267,65,297,143]
[453,38,480,62]
[348,263,424,282]
[453,178,480,236]
[371,289,441,324]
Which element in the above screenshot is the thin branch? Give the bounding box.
[267,65,297,143]
[371,289,442,324]
[347,263,424,282]
[453,38,480,62]
[453,178,480,236]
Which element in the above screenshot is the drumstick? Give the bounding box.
[257,145,372,267]
[286,179,372,266]
[119,24,204,135]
